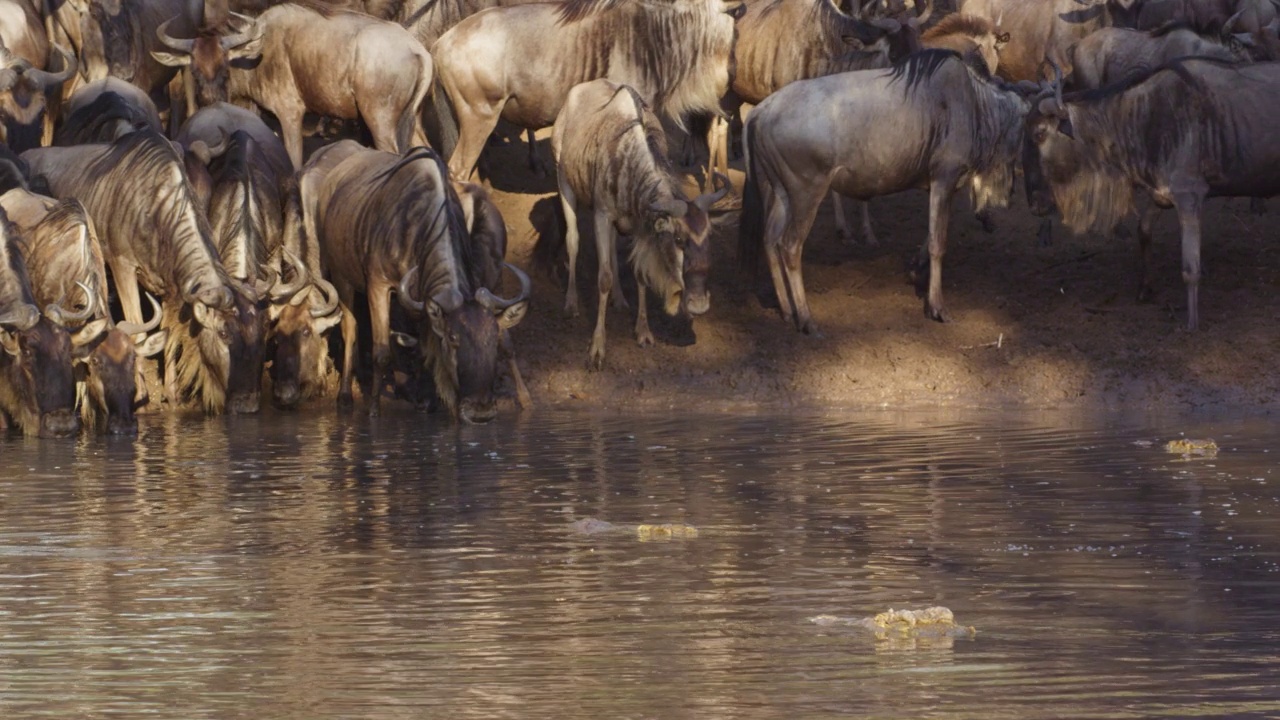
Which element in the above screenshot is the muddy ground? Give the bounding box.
[471,130,1280,413]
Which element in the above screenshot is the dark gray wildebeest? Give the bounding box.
[23,128,267,414]
[0,204,79,437]
[957,0,1143,81]
[831,13,1011,244]
[0,186,166,434]
[1068,23,1247,89]
[296,141,530,421]
[738,50,1029,335]
[552,80,729,369]
[1024,57,1280,331]
[431,0,738,181]
[1132,1,1279,58]
[54,77,164,144]
[219,3,433,169]
[177,101,341,409]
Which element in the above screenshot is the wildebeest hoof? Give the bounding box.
[976,210,996,233]
[337,392,354,410]
[636,329,655,347]
[368,402,381,418]
[1037,219,1054,247]
[588,347,605,371]
[925,302,949,323]
[564,297,580,317]
[800,321,823,339]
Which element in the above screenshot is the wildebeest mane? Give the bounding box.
[607,85,670,162]
[208,131,271,283]
[921,13,996,43]
[556,0,637,24]
[1064,55,1224,104]
[889,49,964,94]
[55,92,155,146]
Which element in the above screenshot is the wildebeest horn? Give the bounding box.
[45,280,96,326]
[309,277,340,318]
[915,0,933,25]
[117,292,162,336]
[391,331,419,348]
[869,17,901,33]
[0,302,40,331]
[221,12,263,50]
[273,248,310,302]
[156,16,196,54]
[0,66,18,94]
[650,197,689,218]
[398,267,425,313]
[254,266,278,299]
[28,45,76,89]
[1222,8,1245,36]
[475,262,532,313]
[692,172,731,214]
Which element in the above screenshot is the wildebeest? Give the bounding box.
[149,10,263,118]
[1024,57,1280,331]
[552,80,728,368]
[0,186,166,434]
[22,128,267,415]
[0,43,75,151]
[54,77,164,144]
[1068,24,1245,88]
[222,3,433,169]
[0,204,79,437]
[296,141,530,421]
[739,50,1029,334]
[957,0,1143,80]
[431,0,738,180]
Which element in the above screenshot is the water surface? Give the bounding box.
[1,408,1278,718]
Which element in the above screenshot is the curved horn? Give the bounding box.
[117,292,162,335]
[915,0,933,25]
[391,330,419,348]
[650,197,689,218]
[155,16,196,54]
[0,67,18,94]
[272,248,310,302]
[254,265,278,299]
[1222,8,1245,36]
[869,17,901,33]
[692,171,732,214]
[0,302,40,331]
[221,12,263,51]
[46,280,97,326]
[1050,57,1067,117]
[474,262,533,314]
[859,0,879,17]
[309,277,340,318]
[397,267,425,313]
[27,45,76,89]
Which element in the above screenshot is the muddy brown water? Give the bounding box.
[1,408,1279,718]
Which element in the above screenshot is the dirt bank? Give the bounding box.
[480,133,1280,412]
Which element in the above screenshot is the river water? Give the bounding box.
[1,408,1278,718]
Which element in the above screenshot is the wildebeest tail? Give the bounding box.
[401,53,435,153]
[422,79,459,163]
[737,116,764,278]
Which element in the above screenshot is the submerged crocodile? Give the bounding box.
[1165,438,1219,457]
[569,518,699,541]
[809,606,976,641]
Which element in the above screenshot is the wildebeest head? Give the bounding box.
[640,172,731,318]
[397,263,531,424]
[72,0,142,82]
[72,291,166,436]
[167,281,267,415]
[0,305,79,438]
[0,45,77,150]
[264,254,341,409]
[152,13,263,108]
[1023,65,1134,235]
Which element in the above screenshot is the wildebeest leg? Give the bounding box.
[832,193,851,243]
[783,192,825,335]
[764,198,796,324]
[559,182,582,317]
[635,284,653,347]
[501,331,532,409]
[588,212,615,370]
[1173,187,1207,331]
[1136,203,1160,302]
[335,284,359,409]
[1036,217,1054,247]
[277,104,307,170]
[449,102,501,182]
[364,107,401,155]
[608,239,628,311]
[922,178,957,323]
[366,281,394,416]
[859,201,879,246]
[526,130,547,178]
[112,261,145,337]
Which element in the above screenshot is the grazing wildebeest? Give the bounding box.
[1024,57,1280,331]
[296,141,530,421]
[0,186,166,434]
[0,204,79,437]
[957,0,1143,81]
[739,50,1029,335]
[552,80,729,368]
[431,0,738,181]
[22,128,267,414]
[221,3,433,169]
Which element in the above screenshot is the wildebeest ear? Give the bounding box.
[137,330,166,359]
[314,311,342,334]
[653,216,673,233]
[0,331,18,357]
[426,301,447,338]
[150,51,192,68]
[497,301,529,331]
[1057,117,1074,140]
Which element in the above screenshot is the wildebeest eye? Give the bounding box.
[449,333,459,345]
[301,328,312,338]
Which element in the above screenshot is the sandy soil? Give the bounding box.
[477,131,1280,412]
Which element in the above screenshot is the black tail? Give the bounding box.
[737,117,764,280]
[422,80,459,163]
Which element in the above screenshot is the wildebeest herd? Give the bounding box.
[0,0,1274,437]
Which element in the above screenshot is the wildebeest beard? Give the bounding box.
[421,301,503,424]
[88,1,141,82]
[164,286,266,415]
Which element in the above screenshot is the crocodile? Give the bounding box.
[568,518,699,542]
[809,606,976,642]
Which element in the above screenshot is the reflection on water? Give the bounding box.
[2,408,1279,718]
